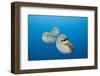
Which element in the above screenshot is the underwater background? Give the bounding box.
[28,15,88,61]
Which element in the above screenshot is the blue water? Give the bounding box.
[28,15,88,61]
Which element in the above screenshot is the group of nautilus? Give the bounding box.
[42,27,73,54]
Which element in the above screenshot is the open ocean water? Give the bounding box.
[28,15,88,61]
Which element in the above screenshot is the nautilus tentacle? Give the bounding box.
[56,34,73,54]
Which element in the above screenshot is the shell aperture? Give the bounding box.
[56,34,73,54]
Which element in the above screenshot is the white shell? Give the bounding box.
[50,27,59,36]
[42,27,59,43]
[42,32,56,43]
[56,34,73,54]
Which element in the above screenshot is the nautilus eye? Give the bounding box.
[56,34,73,54]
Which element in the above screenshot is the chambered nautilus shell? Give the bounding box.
[42,27,73,54]
[56,34,73,54]
[42,27,59,43]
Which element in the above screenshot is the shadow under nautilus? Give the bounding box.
[56,34,73,54]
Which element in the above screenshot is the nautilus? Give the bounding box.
[56,34,73,54]
[42,27,59,43]
[42,27,73,54]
